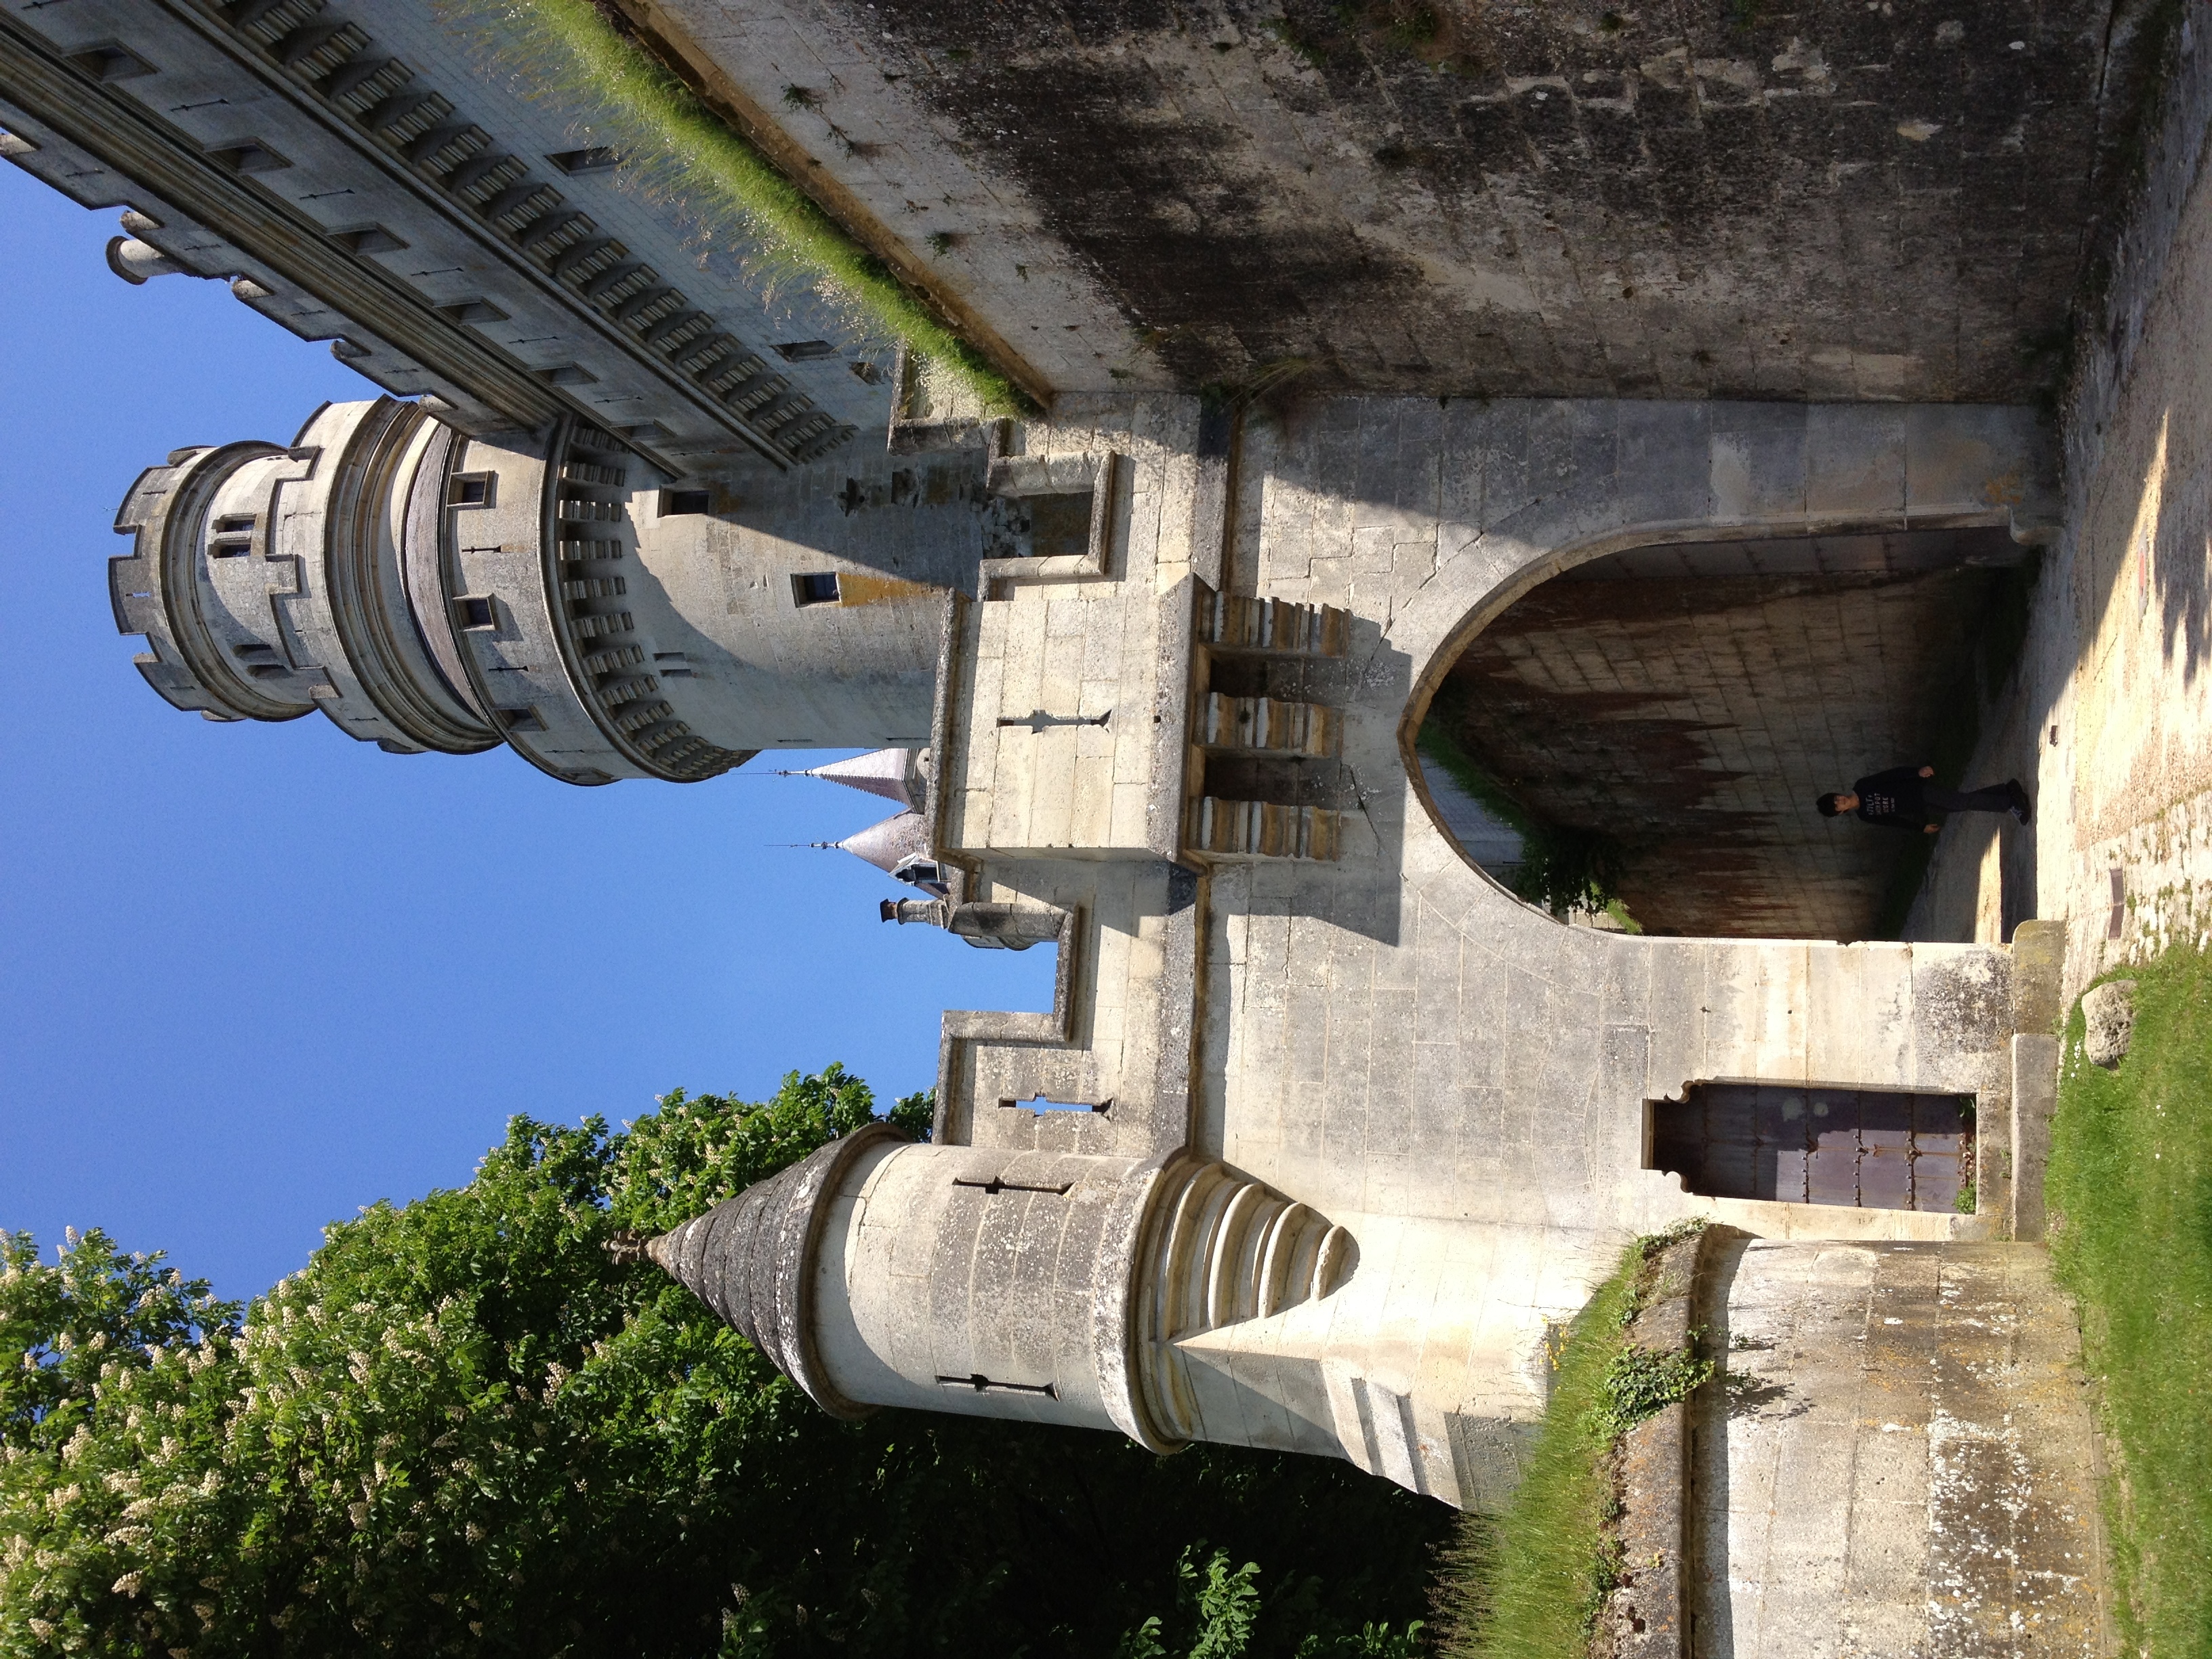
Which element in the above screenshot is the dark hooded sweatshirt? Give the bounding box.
[1852,766,1932,831]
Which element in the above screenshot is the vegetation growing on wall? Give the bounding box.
[1416,687,1626,918]
[443,0,1031,415]
[0,1067,1444,1656]
[1429,1226,1708,1659]
[2047,953,2212,1659]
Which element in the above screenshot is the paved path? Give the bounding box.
[1692,1237,2108,1658]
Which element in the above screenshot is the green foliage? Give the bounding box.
[1415,693,1626,916]
[1509,825,1626,921]
[1429,1257,1631,1658]
[2049,953,2212,1658]
[443,0,1031,413]
[1107,1543,1424,1659]
[1,1067,1443,1657]
[1430,1228,1704,1658]
[0,1229,239,1440]
[1593,1340,1712,1439]
[1185,1547,1261,1658]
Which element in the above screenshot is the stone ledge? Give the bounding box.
[1599,1225,1722,1659]
[2011,917,2067,1034]
[2009,1031,2060,1242]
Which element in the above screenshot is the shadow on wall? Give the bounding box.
[1202,610,1416,948]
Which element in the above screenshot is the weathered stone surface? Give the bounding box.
[19,0,2125,1553]
[648,0,2148,399]
[1427,530,2025,938]
[1694,1239,2107,1658]
[648,1122,909,1420]
[1906,16,2212,970]
[2081,979,2137,1067]
[1599,1229,1714,1659]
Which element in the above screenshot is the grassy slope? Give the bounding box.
[2048,950,2212,1658]
[443,0,1030,413]
[1431,1247,1642,1659]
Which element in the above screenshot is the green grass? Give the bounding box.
[2048,949,2212,1658]
[442,0,1031,414]
[1431,1230,1706,1658]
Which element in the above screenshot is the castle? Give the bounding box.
[9,0,2174,1645]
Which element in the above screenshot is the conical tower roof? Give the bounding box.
[785,747,921,808]
[646,1120,905,1421]
[836,809,931,876]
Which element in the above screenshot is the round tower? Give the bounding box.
[648,1130,1359,1454]
[112,398,989,781]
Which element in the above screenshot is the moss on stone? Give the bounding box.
[1430,1225,1704,1658]
[442,0,1031,414]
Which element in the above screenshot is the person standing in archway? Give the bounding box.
[1818,764,2030,832]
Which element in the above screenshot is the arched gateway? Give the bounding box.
[14,0,2122,1633]
[118,387,2059,1510]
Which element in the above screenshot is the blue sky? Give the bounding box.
[0,163,1052,1298]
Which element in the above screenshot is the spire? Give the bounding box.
[779,747,922,809]
[835,809,931,876]
[645,1122,906,1421]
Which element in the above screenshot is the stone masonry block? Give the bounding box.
[1804,404,1909,520]
[1903,403,2047,524]
[1805,943,1914,1087]
[1708,404,1809,523]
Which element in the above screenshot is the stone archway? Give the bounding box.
[1411,525,2034,940]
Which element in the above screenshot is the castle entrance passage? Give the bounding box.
[1650,1084,1969,1212]
[1415,527,2032,939]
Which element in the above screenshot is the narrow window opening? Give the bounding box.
[214,514,257,535]
[207,140,291,174]
[447,474,493,508]
[773,340,837,361]
[999,1095,1111,1115]
[496,706,544,733]
[1026,491,1094,558]
[1201,754,1358,809]
[892,857,949,895]
[333,225,408,255]
[661,489,713,516]
[934,1374,1059,1397]
[208,541,251,558]
[548,146,620,174]
[1649,1084,1969,1212]
[791,571,841,607]
[454,596,496,630]
[70,44,156,81]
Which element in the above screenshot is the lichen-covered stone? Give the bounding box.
[2082,978,2137,1068]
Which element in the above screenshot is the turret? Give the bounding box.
[113,398,994,781]
[649,1129,1357,1454]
